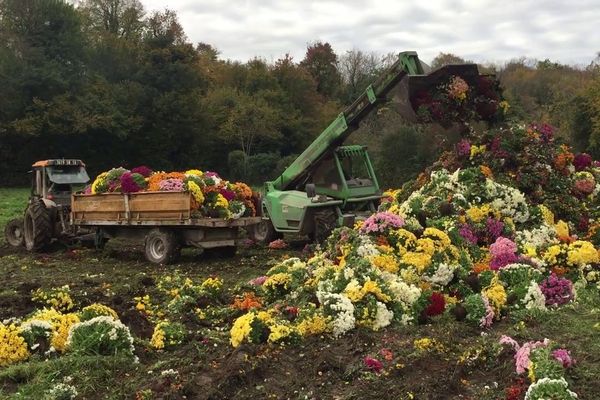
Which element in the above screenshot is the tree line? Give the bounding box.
[0,0,599,187]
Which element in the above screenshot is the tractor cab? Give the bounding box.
[311,145,380,201]
[31,159,90,207]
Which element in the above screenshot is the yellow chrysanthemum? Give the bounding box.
[0,323,29,366]
[230,312,255,347]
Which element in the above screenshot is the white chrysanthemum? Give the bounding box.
[524,377,578,400]
[343,267,355,280]
[321,293,355,337]
[522,281,547,311]
[19,319,53,334]
[45,383,78,400]
[356,236,380,257]
[372,302,394,331]
[230,203,246,219]
[516,224,558,249]
[425,263,457,286]
[386,278,421,308]
[485,180,530,223]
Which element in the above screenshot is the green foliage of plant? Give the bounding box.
[67,317,134,357]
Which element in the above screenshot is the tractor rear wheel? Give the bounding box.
[144,229,180,264]
[313,209,337,243]
[5,218,25,248]
[23,201,52,251]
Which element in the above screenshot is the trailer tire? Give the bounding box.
[144,229,180,264]
[24,201,52,251]
[5,218,25,248]
[313,209,337,244]
[249,219,281,244]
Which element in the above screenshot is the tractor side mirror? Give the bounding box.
[305,183,316,198]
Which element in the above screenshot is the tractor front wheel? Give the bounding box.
[4,218,25,248]
[23,201,52,251]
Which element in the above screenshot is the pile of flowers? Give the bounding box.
[86,166,257,219]
[412,74,507,126]
[228,122,599,347]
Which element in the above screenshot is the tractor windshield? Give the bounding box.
[46,166,90,184]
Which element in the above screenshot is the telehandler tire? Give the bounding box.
[23,201,52,251]
[4,218,25,248]
[313,209,337,243]
[249,219,281,244]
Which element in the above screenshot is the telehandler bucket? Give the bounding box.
[391,64,502,124]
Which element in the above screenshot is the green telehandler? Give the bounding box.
[251,51,493,243]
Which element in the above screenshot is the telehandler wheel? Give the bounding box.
[23,201,52,251]
[313,209,337,244]
[4,218,25,247]
[249,219,281,244]
[144,229,180,264]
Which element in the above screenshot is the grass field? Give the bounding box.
[0,188,598,399]
[0,188,28,243]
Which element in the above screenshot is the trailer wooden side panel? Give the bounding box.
[72,192,191,223]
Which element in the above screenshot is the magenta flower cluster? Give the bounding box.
[456,139,471,157]
[539,274,574,306]
[459,224,478,245]
[359,212,405,234]
[220,188,236,201]
[363,356,383,373]
[530,123,555,142]
[158,178,184,192]
[573,153,592,171]
[486,217,504,242]
[552,348,575,368]
[489,236,518,270]
[120,172,144,193]
[131,165,153,177]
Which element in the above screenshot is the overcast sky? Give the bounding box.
[141,0,599,66]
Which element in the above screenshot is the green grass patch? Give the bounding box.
[0,188,28,227]
[0,355,139,399]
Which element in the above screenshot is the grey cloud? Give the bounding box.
[141,0,600,65]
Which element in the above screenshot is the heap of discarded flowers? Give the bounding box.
[230,122,599,347]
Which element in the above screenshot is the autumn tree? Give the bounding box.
[300,41,341,99]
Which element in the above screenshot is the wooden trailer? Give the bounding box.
[71,191,261,264]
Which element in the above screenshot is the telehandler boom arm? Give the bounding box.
[270,51,424,192]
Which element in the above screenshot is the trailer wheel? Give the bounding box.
[144,229,180,264]
[249,219,281,244]
[313,209,337,243]
[24,201,52,251]
[5,218,25,248]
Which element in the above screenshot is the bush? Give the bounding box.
[246,152,280,184]
[227,150,247,181]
